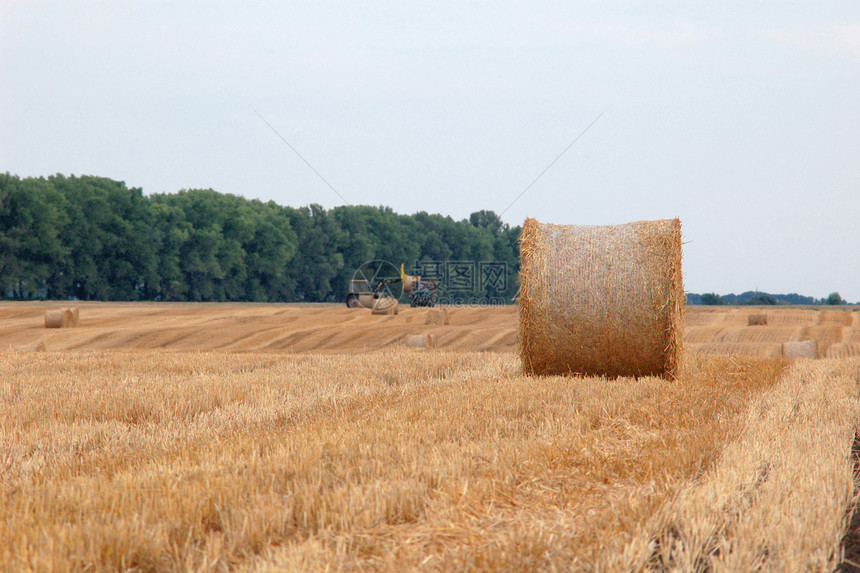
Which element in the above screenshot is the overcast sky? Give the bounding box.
[2,2,858,301]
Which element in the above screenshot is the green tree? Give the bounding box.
[825,292,844,305]
[469,210,506,236]
[242,201,298,302]
[0,173,22,296]
[1,173,526,303]
[408,212,455,263]
[0,174,70,298]
[151,189,251,302]
[51,175,159,300]
[284,204,345,302]
[148,199,191,300]
[466,211,520,302]
[744,293,777,305]
[700,292,724,305]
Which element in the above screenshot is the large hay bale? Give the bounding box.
[69,307,80,326]
[45,309,74,329]
[783,340,818,359]
[371,297,399,316]
[425,309,449,325]
[519,217,684,379]
[748,313,767,326]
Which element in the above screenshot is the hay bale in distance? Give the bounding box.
[518,217,684,379]
[44,310,63,328]
[748,313,767,326]
[425,309,449,325]
[371,297,399,316]
[403,334,438,348]
[45,309,73,329]
[69,307,80,326]
[45,308,77,328]
[783,340,818,359]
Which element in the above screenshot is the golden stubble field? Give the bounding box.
[1,302,857,358]
[1,303,860,571]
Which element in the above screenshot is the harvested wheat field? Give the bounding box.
[1,303,858,358]
[0,302,517,354]
[684,306,860,359]
[1,302,860,571]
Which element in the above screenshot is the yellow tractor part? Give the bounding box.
[401,263,417,294]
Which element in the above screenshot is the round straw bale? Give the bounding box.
[45,310,63,328]
[404,334,428,348]
[425,309,449,325]
[518,217,684,379]
[371,297,399,315]
[69,307,80,326]
[747,313,767,326]
[403,334,439,348]
[783,340,818,359]
[45,309,73,329]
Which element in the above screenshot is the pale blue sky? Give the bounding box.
[2,2,858,300]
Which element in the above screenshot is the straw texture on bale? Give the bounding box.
[44,309,74,329]
[425,309,449,325]
[748,313,768,326]
[371,298,399,316]
[783,340,818,359]
[518,217,684,379]
[69,307,80,326]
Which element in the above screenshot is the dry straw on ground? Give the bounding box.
[638,358,860,571]
[748,313,768,326]
[425,309,449,325]
[784,339,819,359]
[1,349,804,572]
[518,217,684,379]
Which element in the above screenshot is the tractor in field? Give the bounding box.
[399,264,438,307]
[345,263,437,309]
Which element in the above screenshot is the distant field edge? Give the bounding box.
[691,304,860,310]
[0,300,345,309]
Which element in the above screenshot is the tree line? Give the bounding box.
[0,173,521,303]
[687,291,851,306]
